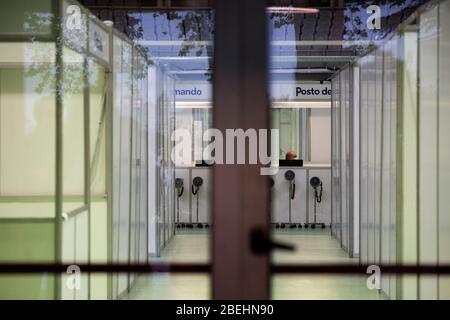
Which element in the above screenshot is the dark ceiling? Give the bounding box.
[79,0,424,81]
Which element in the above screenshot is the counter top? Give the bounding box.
[176,162,331,169]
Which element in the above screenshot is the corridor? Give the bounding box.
[0,0,449,302]
[126,230,382,300]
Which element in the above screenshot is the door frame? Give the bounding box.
[213,0,271,299]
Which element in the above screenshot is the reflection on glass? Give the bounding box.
[0,1,150,300]
[126,8,215,300]
[0,41,56,299]
[269,0,450,300]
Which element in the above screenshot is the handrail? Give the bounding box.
[62,205,89,221]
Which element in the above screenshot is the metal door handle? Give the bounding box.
[250,229,295,255]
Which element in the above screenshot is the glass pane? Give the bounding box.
[0,39,56,299]
[110,34,150,300]
[0,0,53,36]
[62,46,85,211]
[438,0,450,298]
[112,36,133,297]
[418,5,438,299]
[89,60,108,300]
[267,0,450,300]
[125,8,215,300]
[60,45,87,300]
[0,0,151,300]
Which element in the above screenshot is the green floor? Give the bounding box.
[125,229,384,300]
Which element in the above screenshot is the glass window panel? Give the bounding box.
[62,46,85,211]
[0,0,53,36]
[0,43,56,197]
[438,0,450,300]
[116,39,133,297]
[89,61,106,196]
[418,5,439,299]
[0,38,56,299]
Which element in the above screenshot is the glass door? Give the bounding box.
[265,0,450,300]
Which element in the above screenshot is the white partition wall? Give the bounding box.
[331,65,358,257]
[354,41,396,294]
[111,33,149,299]
[438,0,450,299]
[398,29,419,300]
[359,56,369,265]
[331,0,450,300]
[380,35,398,300]
[147,64,176,257]
[331,75,341,241]
[0,1,149,300]
[418,4,439,300]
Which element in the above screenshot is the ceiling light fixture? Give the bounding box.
[267,6,319,14]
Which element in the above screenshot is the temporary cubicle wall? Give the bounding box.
[333,29,400,300]
[331,0,450,300]
[331,65,359,258]
[0,0,148,299]
[147,63,178,258]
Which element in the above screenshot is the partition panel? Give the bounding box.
[331,76,338,237]
[374,48,383,266]
[418,5,439,299]
[89,60,108,299]
[333,75,341,240]
[0,41,56,298]
[388,36,398,300]
[359,57,369,266]
[0,0,149,300]
[60,44,88,300]
[340,69,349,250]
[118,40,133,297]
[138,63,148,264]
[381,39,392,296]
[0,0,53,37]
[438,0,450,299]
[111,34,123,297]
[129,53,140,286]
[367,53,376,266]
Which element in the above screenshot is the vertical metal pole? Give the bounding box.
[196,191,199,224]
[176,194,180,224]
[314,194,317,225]
[213,0,270,299]
[288,182,292,224]
[339,71,343,244]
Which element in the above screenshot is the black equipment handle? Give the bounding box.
[315,183,323,203]
[310,176,323,203]
[175,178,185,198]
[191,177,204,195]
[290,182,296,200]
[175,178,184,198]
